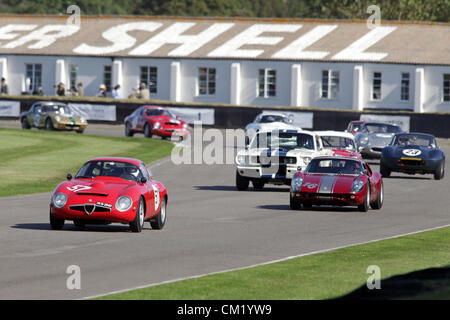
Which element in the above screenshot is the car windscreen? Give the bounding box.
[349,122,364,132]
[43,105,72,115]
[145,108,173,117]
[364,123,402,134]
[393,134,436,148]
[252,132,314,150]
[306,158,364,175]
[320,136,356,151]
[259,115,289,124]
[76,161,143,182]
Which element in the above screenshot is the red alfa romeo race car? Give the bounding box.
[49,157,167,232]
[290,156,383,212]
[124,105,190,140]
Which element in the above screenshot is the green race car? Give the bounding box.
[20,101,88,133]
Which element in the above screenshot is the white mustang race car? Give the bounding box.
[245,112,299,142]
[235,129,332,190]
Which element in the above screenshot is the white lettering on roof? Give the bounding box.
[208,24,301,58]
[332,26,397,61]
[0,21,401,62]
[0,24,37,47]
[130,22,234,56]
[272,24,337,59]
[3,24,79,49]
[73,22,162,55]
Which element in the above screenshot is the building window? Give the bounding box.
[258,68,276,98]
[69,65,78,92]
[140,66,157,94]
[25,63,42,93]
[198,67,216,95]
[400,72,410,101]
[444,74,450,102]
[103,65,112,91]
[321,70,340,99]
[372,72,382,100]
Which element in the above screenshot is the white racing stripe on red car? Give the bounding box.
[318,175,337,194]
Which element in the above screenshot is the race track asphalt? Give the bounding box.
[0,121,449,299]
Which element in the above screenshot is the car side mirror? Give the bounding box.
[66,173,72,181]
[140,177,147,184]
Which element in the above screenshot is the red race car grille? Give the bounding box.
[302,193,350,201]
[69,205,111,214]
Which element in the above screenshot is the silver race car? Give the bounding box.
[354,122,403,159]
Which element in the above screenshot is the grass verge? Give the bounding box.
[97,226,450,300]
[0,128,174,197]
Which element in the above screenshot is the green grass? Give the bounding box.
[98,227,450,300]
[0,128,174,197]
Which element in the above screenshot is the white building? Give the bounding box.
[0,15,449,113]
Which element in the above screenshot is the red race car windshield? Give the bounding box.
[306,158,364,175]
[76,161,144,182]
[145,108,174,117]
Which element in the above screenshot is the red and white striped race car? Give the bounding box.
[290,156,383,212]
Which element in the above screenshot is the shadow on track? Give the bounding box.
[194,185,290,192]
[11,223,138,233]
[257,204,361,213]
[385,175,432,180]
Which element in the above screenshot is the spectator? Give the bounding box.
[1,77,8,95]
[70,82,84,96]
[112,84,122,99]
[33,86,44,96]
[135,82,150,100]
[97,84,107,97]
[56,82,65,96]
[76,82,84,97]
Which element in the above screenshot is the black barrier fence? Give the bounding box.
[1,96,449,138]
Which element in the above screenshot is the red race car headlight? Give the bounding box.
[291,176,304,192]
[53,193,68,208]
[350,179,365,193]
[182,123,190,130]
[115,196,132,212]
[153,122,162,130]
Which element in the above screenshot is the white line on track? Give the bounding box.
[81,223,450,300]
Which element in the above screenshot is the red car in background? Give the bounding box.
[124,105,190,140]
[49,157,167,232]
[290,156,383,212]
[346,120,366,135]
